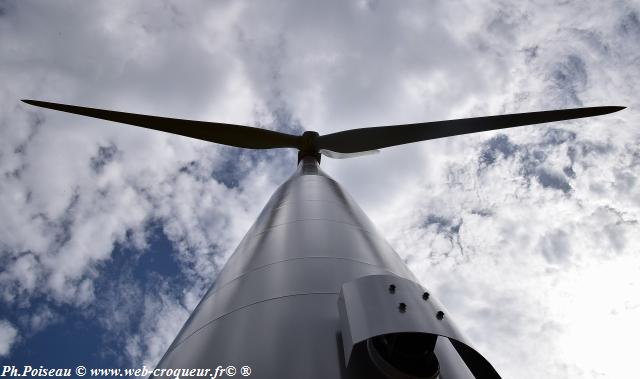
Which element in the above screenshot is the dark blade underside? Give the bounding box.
[22,99,624,158]
[21,99,301,150]
[318,106,625,153]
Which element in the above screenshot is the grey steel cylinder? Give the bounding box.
[152,157,499,378]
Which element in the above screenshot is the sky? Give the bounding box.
[0,0,639,377]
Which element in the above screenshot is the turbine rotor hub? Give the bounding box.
[298,130,321,163]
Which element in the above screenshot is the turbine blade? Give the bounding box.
[319,149,380,159]
[318,106,625,153]
[22,99,302,150]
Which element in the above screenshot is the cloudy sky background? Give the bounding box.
[1,1,639,377]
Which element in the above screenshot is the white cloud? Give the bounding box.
[124,288,191,369]
[27,306,59,334]
[0,320,18,357]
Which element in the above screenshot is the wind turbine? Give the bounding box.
[22,99,623,378]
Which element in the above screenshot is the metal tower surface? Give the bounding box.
[152,157,497,378]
